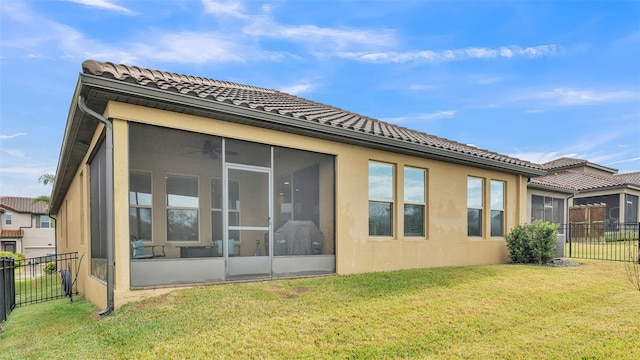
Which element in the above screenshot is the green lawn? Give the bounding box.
[1,260,639,359]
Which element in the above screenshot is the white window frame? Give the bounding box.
[404,166,426,237]
[39,215,51,228]
[130,170,153,242]
[467,177,484,237]
[5,213,12,226]
[490,180,505,237]
[166,173,200,242]
[368,161,395,237]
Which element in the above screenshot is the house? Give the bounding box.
[0,196,55,258]
[50,60,545,311]
[527,157,640,228]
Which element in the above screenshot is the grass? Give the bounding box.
[2,260,639,359]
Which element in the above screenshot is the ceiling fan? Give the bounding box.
[183,140,237,159]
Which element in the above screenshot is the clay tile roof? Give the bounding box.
[614,172,640,187]
[81,60,541,172]
[529,169,632,192]
[0,196,49,215]
[541,157,588,170]
[542,157,618,173]
[1,229,24,239]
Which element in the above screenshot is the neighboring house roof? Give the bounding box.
[0,229,24,239]
[613,172,640,187]
[529,169,640,193]
[51,60,545,213]
[541,157,618,174]
[0,196,48,215]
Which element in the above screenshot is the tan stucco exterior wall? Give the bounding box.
[55,123,106,309]
[57,100,531,308]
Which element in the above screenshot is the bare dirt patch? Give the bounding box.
[265,285,285,292]
[279,293,298,299]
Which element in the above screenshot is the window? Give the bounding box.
[369,161,394,236]
[39,215,51,228]
[490,180,505,237]
[467,177,484,237]
[5,214,12,226]
[404,167,426,237]
[2,242,16,253]
[166,174,199,241]
[130,171,152,241]
[531,195,564,224]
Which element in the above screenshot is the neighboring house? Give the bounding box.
[527,157,640,228]
[50,60,545,310]
[0,196,55,258]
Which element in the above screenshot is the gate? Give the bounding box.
[1,252,79,323]
[562,223,640,262]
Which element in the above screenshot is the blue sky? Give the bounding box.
[1,0,639,198]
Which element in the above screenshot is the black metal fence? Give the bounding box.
[1,256,16,324]
[561,223,640,262]
[1,252,79,323]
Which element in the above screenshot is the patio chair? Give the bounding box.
[130,236,166,259]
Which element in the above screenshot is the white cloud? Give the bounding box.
[66,0,133,15]
[508,151,579,165]
[509,129,636,167]
[1,165,55,177]
[1,3,301,65]
[525,108,550,114]
[131,32,248,64]
[408,84,436,91]
[605,157,640,166]
[202,0,249,19]
[336,44,557,63]
[469,75,505,85]
[0,133,27,140]
[533,88,640,106]
[1,149,27,158]
[278,82,314,96]
[243,19,396,50]
[384,110,456,123]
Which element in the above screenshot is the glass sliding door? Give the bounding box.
[225,165,272,278]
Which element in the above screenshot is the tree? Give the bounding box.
[38,173,55,186]
[31,173,55,206]
[31,195,51,205]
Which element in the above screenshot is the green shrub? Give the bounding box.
[506,221,558,265]
[0,251,26,266]
[44,261,57,274]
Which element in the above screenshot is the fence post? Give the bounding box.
[568,224,572,258]
[1,257,5,323]
[1,257,16,323]
[637,222,640,264]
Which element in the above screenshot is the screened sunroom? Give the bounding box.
[126,123,335,287]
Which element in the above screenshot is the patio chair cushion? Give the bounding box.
[216,239,235,256]
[132,240,147,258]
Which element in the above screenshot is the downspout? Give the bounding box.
[77,96,114,317]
